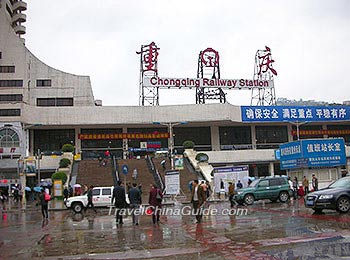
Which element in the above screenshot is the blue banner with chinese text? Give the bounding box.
[241,106,350,122]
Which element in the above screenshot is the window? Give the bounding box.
[0,94,23,102]
[37,98,73,107]
[102,189,111,195]
[0,66,15,73]
[0,80,23,87]
[36,79,52,87]
[258,180,269,187]
[92,189,100,196]
[0,109,20,116]
[0,128,20,147]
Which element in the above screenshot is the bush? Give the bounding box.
[195,152,209,162]
[51,171,68,185]
[59,158,71,168]
[62,144,74,153]
[183,140,195,149]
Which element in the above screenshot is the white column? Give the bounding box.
[251,125,256,149]
[287,124,293,142]
[74,128,81,154]
[210,126,220,151]
[269,162,275,176]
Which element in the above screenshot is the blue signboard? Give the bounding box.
[122,164,129,175]
[279,138,346,170]
[241,106,350,122]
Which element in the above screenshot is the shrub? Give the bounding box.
[195,152,209,162]
[183,140,195,149]
[51,171,68,185]
[62,144,74,153]
[59,158,71,168]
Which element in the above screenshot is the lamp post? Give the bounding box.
[153,121,187,169]
[289,121,308,140]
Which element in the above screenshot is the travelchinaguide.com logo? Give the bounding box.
[114,205,248,217]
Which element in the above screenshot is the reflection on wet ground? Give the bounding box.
[1,199,350,259]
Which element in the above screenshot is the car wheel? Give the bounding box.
[72,202,83,213]
[279,191,289,203]
[243,194,254,205]
[336,196,350,213]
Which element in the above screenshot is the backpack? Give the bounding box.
[44,193,51,201]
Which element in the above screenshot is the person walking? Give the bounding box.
[190,180,206,223]
[292,177,298,199]
[112,181,127,225]
[236,180,243,189]
[312,174,319,191]
[63,186,69,201]
[128,183,142,225]
[132,168,138,181]
[302,176,309,195]
[85,185,97,213]
[228,182,235,208]
[149,184,163,224]
[38,189,50,219]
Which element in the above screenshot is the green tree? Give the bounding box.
[183,140,195,149]
[59,158,71,168]
[51,171,68,185]
[62,144,74,153]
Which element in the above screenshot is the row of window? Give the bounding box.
[0,80,52,87]
[0,109,20,116]
[0,94,23,102]
[37,98,73,107]
[0,66,15,73]
[0,80,23,87]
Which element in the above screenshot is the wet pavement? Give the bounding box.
[1,198,350,259]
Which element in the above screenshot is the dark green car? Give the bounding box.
[233,176,292,205]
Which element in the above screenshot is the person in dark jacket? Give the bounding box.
[85,185,96,213]
[312,174,319,191]
[38,189,49,219]
[112,181,126,224]
[128,183,142,225]
[149,184,163,224]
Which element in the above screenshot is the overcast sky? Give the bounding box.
[25,0,349,106]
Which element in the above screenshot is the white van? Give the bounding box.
[65,186,114,213]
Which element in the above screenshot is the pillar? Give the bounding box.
[269,162,275,176]
[251,125,256,150]
[210,126,220,151]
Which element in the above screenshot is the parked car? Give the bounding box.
[65,186,114,213]
[304,177,350,214]
[233,176,291,205]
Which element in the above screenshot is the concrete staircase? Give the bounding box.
[76,159,114,188]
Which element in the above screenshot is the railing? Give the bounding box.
[146,156,164,191]
[111,155,119,184]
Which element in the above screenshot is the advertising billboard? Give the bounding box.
[279,138,346,170]
[165,170,180,195]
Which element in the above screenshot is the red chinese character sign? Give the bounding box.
[197,47,225,104]
[257,46,277,76]
[137,42,160,106]
[200,48,219,67]
[251,46,277,106]
[137,42,160,73]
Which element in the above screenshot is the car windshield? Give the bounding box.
[329,178,350,189]
[249,179,260,187]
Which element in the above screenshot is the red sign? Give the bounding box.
[200,48,219,67]
[291,129,350,136]
[78,132,170,140]
[136,42,160,72]
[257,46,277,76]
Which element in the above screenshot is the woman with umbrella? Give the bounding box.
[38,188,50,220]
